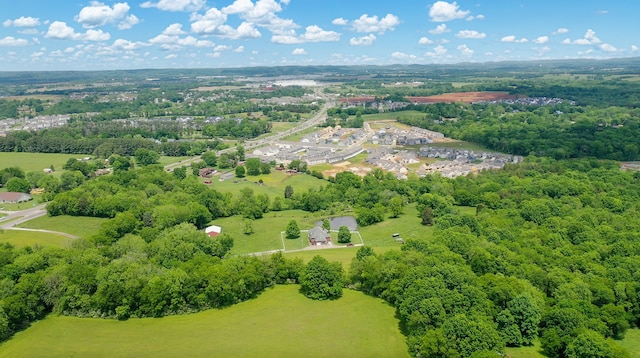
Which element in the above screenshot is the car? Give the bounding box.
[347,243,354,247]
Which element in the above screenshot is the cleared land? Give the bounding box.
[0,285,409,358]
[0,230,73,248]
[16,215,106,239]
[0,152,86,173]
[208,170,325,198]
[407,91,516,103]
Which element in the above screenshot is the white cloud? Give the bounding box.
[418,37,434,45]
[292,48,307,55]
[351,14,399,34]
[4,16,40,27]
[391,51,416,61]
[456,30,485,39]
[234,45,244,52]
[429,24,449,35]
[165,53,178,59]
[564,29,601,45]
[533,46,551,55]
[84,29,111,41]
[190,8,229,34]
[45,21,82,40]
[271,25,339,44]
[75,2,138,30]
[0,36,29,46]
[112,39,145,51]
[163,23,186,36]
[553,28,569,35]
[141,0,205,12]
[331,17,348,26]
[426,44,448,57]
[632,45,639,52]
[599,43,617,52]
[457,44,473,56]
[533,36,549,44]
[150,32,215,47]
[501,35,528,43]
[429,1,470,22]
[466,14,485,21]
[596,10,608,15]
[222,0,298,35]
[350,34,376,46]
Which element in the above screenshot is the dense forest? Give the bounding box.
[0,157,639,357]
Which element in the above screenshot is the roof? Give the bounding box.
[205,225,222,237]
[0,192,31,202]
[308,227,330,242]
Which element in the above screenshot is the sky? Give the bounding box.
[0,0,638,71]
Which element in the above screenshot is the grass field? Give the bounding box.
[619,328,640,357]
[157,155,192,166]
[210,170,324,199]
[17,215,106,239]
[0,198,43,211]
[0,230,73,248]
[0,152,88,172]
[362,110,425,122]
[0,285,408,358]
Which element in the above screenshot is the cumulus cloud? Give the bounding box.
[563,29,601,45]
[45,21,82,40]
[4,16,40,27]
[163,23,186,36]
[599,43,617,52]
[112,38,146,51]
[141,0,205,12]
[165,53,178,59]
[501,35,528,43]
[331,17,348,26]
[418,37,434,45]
[553,28,569,35]
[457,44,473,56]
[234,45,244,52]
[426,44,448,57]
[190,8,228,34]
[350,14,399,34]
[350,34,376,46]
[222,0,298,35]
[291,48,307,55]
[0,36,29,46]
[271,25,339,44]
[75,2,139,30]
[632,45,639,52]
[456,30,485,39]
[429,1,470,22]
[466,14,485,21]
[84,29,111,41]
[533,36,549,44]
[429,24,450,35]
[391,51,417,61]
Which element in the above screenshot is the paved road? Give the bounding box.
[0,203,77,239]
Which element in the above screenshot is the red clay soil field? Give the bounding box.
[408,91,516,104]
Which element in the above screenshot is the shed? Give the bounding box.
[205,225,222,237]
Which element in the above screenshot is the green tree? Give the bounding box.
[299,255,344,300]
[337,225,351,243]
[322,219,331,231]
[201,151,217,167]
[389,196,405,218]
[236,144,245,161]
[4,177,31,193]
[235,165,246,178]
[421,206,434,226]
[245,158,261,176]
[172,166,187,180]
[284,185,294,199]
[285,220,300,239]
[243,219,254,235]
[134,148,160,166]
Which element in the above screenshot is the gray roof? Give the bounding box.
[308,227,330,242]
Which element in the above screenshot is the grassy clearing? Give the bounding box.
[0,285,408,358]
[17,215,106,239]
[618,328,640,357]
[157,156,192,166]
[362,110,425,122]
[428,140,492,152]
[0,152,88,172]
[359,204,434,247]
[505,343,545,358]
[210,170,325,199]
[0,198,43,211]
[0,230,73,248]
[215,210,324,255]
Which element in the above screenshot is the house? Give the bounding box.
[0,192,32,204]
[199,167,216,178]
[205,225,222,237]
[308,226,331,246]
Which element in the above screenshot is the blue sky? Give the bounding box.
[0,0,638,71]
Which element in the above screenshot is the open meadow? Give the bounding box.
[0,152,87,173]
[0,230,73,248]
[0,285,409,358]
[209,170,325,198]
[16,215,106,239]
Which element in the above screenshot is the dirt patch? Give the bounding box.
[408,91,516,104]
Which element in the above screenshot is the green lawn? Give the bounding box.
[0,197,43,211]
[362,110,425,122]
[0,285,408,358]
[17,215,107,239]
[158,155,192,166]
[619,328,640,357]
[0,152,88,172]
[211,170,325,199]
[0,230,73,248]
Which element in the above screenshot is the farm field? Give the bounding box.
[0,230,73,248]
[407,91,516,103]
[0,285,409,358]
[0,152,86,172]
[208,170,325,199]
[16,215,106,239]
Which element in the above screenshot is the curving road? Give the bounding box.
[0,203,77,239]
